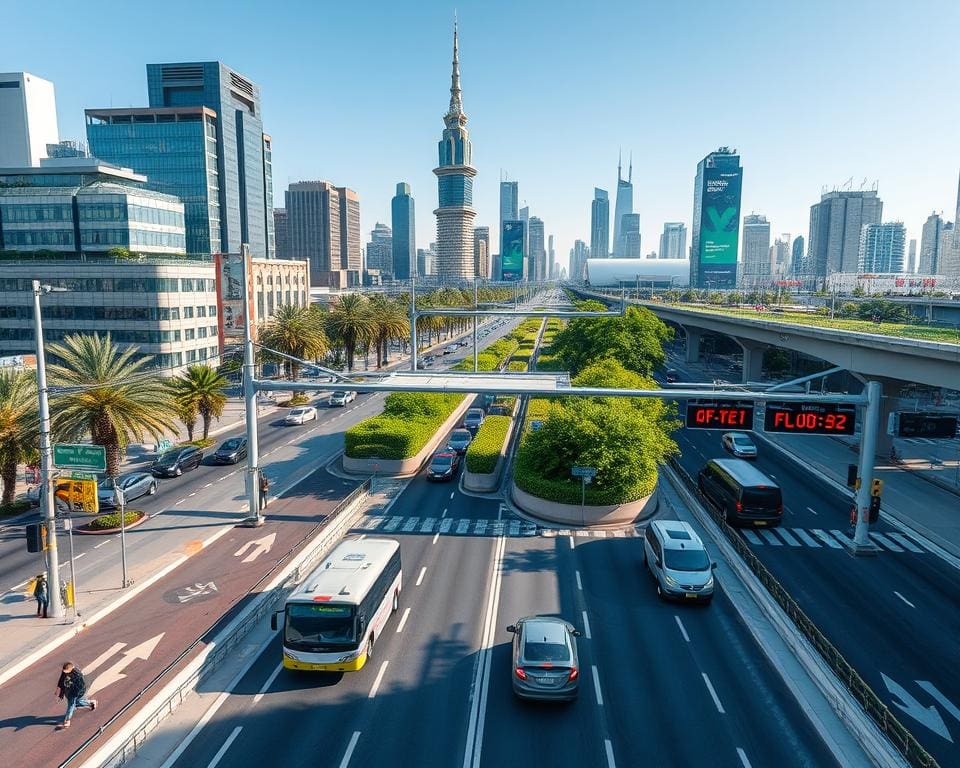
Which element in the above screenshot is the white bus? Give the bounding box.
[271,538,402,672]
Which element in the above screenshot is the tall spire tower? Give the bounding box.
[433,20,477,281]
[613,150,635,257]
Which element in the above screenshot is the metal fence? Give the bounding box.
[669,458,938,768]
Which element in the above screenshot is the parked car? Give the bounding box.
[285,406,318,425]
[329,391,357,407]
[463,408,485,433]
[643,520,716,602]
[151,446,204,477]
[697,458,783,526]
[427,450,460,481]
[506,616,582,701]
[212,437,248,464]
[446,429,473,454]
[721,431,758,460]
[98,472,158,508]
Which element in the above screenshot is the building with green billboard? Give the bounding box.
[690,147,742,288]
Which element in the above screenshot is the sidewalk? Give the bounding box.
[834,432,960,497]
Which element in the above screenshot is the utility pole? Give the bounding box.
[473,278,479,373]
[851,380,881,555]
[240,246,263,527]
[32,280,64,619]
[410,277,418,371]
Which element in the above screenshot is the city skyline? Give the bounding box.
[4,1,959,273]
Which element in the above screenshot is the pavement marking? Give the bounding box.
[775,528,801,546]
[569,535,575,548]
[870,532,905,552]
[456,518,471,534]
[383,516,403,532]
[175,498,186,505]
[432,532,440,544]
[449,491,455,499]
[811,529,843,549]
[442,507,448,518]
[207,725,243,768]
[702,672,726,714]
[592,665,604,706]
[85,642,126,674]
[575,570,583,590]
[252,664,283,706]
[674,615,690,643]
[508,520,520,537]
[93,541,108,549]
[203,483,213,489]
[401,518,419,533]
[416,566,427,586]
[758,530,782,546]
[736,748,752,768]
[806,506,819,516]
[893,591,916,608]
[741,530,763,545]
[188,492,197,498]
[604,740,617,768]
[338,731,362,768]
[439,517,454,534]
[396,607,411,633]
[582,610,592,639]
[888,533,924,554]
[474,519,488,535]
[368,660,389,698]
[793,529,821,548]
[420,517,437,533]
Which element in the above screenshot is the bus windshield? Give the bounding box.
[285,603,357,650]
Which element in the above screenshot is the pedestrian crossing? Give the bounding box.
[351,514,641,539]
[900,437,960,447]
[739,527,931,554]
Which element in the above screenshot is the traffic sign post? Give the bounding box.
[571,467,596,526]
[53,444,106,472]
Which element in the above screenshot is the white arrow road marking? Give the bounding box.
[917,681,960,724]
[882,673,954,742]
[178,582,219,603]
[234,532,277,563]
[88,633,164,696]
[85,642,126,675]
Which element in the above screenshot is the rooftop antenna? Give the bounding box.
[628,151,633,183]
[842,176,853,191]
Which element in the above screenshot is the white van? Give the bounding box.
[642,520,716,603]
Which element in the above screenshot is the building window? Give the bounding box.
[184,328,195,340]
[183,306,194,318]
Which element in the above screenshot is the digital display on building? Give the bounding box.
[699,166,742,286]
[685,400,755,429]
[763,401,857,435]
[501,220,524,281]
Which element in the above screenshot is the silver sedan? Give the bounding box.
[507,616,581,701]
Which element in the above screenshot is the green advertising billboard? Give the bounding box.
[501,220,524,281]
[699,167,742,285]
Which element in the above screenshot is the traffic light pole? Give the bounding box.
[32,280,64,620]
[852,380,881,555]
[240,247,263,527]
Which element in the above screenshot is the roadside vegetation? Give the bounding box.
[86,509,144,530]
[345,392,464,460]
[464,415,512,473]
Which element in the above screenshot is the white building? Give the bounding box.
[0,72,59,167]
[584,257,690,288]
[741,214,771,280]
[858,222,905,273]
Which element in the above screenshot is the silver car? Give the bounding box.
[98,472,158,509]
[643,520,716,603]
[507,616,581,701]
[722,431,757,460]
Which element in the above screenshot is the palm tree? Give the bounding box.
[258,304,328,380]
[174,398,199,443]
[170,364,229,440]
[0,369,38,506]
[47,333,177,477]
[368,295,409,368]
[326,293,373,371]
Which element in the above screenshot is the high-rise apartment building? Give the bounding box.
[0,72,59,167]
[528,217,546,281]
[659,222,687,259]
[612,152,634,257]
[906,238,917,274]
[274,208,288,259]
[920,211,943,274]
[87,61,275,258]
[285,181,361,287]
[590,188,610,260]
[366,222,393,275]
[741,214,771,280]
[690,148,742,288]
[791,235,805,274]
[620,213,641,258]
[569,240,589,281]
[858,222,905,273]
[473,225,490,278]
[805,189,882,278]
[433,25,476,281]
[391,182,415,281]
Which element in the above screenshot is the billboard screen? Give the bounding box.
[700,166,742,285]
[214,249,256,350]
[501,220,525,281]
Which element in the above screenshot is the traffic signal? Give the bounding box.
[869,495,881,523]
[870,479,884,498]
[26,523,46,553]
[846,465,858,488]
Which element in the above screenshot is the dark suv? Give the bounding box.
[151,446,204,477]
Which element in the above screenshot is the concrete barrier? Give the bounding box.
[511,480,658,527]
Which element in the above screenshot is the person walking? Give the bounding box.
[258,471,270,511]
[33,573,49,618]
[56,662,96,729]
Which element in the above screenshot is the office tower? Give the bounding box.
[906,238,917,273]
[474,225,490,278]
[499,179,519,273]
[770,233,791,275]
[500,220,525,281]
[285,181,360,286]
[87,61,274,257]
[569,240,590,281]
[920,212,943,274]
[806,189,882,278]
[519,206,531,279]
[274,208,288,259]
[548,235,556,280]
[858,222,905,273]
[659,222,687,259]
[741,214,771,280]
[590,188,610,260]
[612,152,634,257]
[620,213,641,258]
[937,221,958,277]
[528,217,545,281]
[791,235,805,274]
[433,24,476,281]
[366,222,393,275]
[0,72,59,167]
[391,182,415,281]
[690,147,742,288]
[417,243,438,277]
[339,187,362,281]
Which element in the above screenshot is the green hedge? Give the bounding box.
[345,392,464,459]
[465,415,512,474]
[88,510,144,530]
[507,360,528,372]
[451,337,518,372]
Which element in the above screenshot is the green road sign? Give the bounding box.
[68,471,97,480]
[54,444,106,472]
[157,438,173,453]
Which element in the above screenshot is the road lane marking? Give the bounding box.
[433,532,440,544]
[888,533,924,553]
[811,529,843,549]
[575,570,583,590]
[203,483,213,489]
[368,661,389,698]
[893,591,915,608]
[442,507,448,518]
[207,726,243,768]
[449,491,455,499]
[674,615,690,642]
[592,665,604,706]
[793,529,821,547]
[775,529,801,546]
[175,498,186,505]
[188,492,197,498]
[806,507,819,516]
[742,530,763,545]
[605,740,617,768]
[85,642,126,674]
[569,535,575,548]
[702,673,726,714]
[416,566,427,586]
[582,611,592,639]
[338,731,361,768]
[396,607,411,633]
[758,530,782,546]
[870,532,904,552]
[252,664,283,705]
[93,541,108,549]
[736,748,752,767]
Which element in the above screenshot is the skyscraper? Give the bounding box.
[620,213,641,258]
[528,217,546,281]
[548,235,556,280]
[806,189,882,278]
[520,206,531,279]
[920,211,943,274]
[937,222,958,277]
[590,188,610,260]
[858,222,905,273]
[0,72,59,167]
[659,222,687,259]
[906,239,917,274]
[286,181,361,287]
[612,152,634,257]
[569,240,590,281]
[499,179,519,274]
[690,148,743,288]
[770,233,791,275]
[366,222,393,275]
[474,225,490,278]
[742,214,771,280]
[391,182,415,281]
[433,24,476,281]
[791,235,805,274]
[274,208,288,259]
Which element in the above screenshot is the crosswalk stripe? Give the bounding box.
[869,532,904,552]
[438,517,454,534]
[558,529,572,537]
[887,532,924,553]
[365,516,387,530]
[594,530,607,538]
[612,530,626,538]
[829,530,853,548]
[383,516,403,532]
[420,517,437,533]
[475,519,487,535]
[811,529,843,549]
[521,523,537,537]
[541,529,557,537]
[576,530,590,537]
[401,517,419,532]
[793,529,821,547]
[742,530,764,545]
[491,521,505,536]
[456,519,470,534]
[775,529,801,547]
[509,520,520,537]
[758,530,783,546]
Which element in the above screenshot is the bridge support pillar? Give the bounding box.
[737,340,767,385]
[682,326,702,364]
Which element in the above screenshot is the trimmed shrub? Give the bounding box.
[465,415,511,474]
[88,510,144,530]
[345,392,464,459]
[507,360,528,372]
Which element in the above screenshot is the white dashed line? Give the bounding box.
[175,498,186,505]
[736,748,752,767]
[432,532,440,544]
[368,661,389,698]
[702,673,726,714]
[674,615,690,642]
[604,740,617,768]
[575,570,583,590]
[252,664,283,706]
[203,483,213,489]
[207,725,242,768]
[188,492,197,498]
[442,507,448,518]
[338,731,361,768]
[893,591,916,608]
[582,611,592,639]
[396,607,411,633]
[591,665,604,706]
[93,541,107,549]
[416,566,427,586]
[569,535,575,548]
[806,507,818,516]
[449,491,455,500]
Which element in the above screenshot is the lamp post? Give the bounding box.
[240,246,263,527]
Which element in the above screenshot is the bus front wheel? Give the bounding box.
[367,635,375,661]
[392,591,399,612]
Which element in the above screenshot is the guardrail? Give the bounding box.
[669,458,937,768]
[62,479,371,768]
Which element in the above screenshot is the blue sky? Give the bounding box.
[5,0,959,270]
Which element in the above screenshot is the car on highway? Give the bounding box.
[463,408,485,433]
[643,520,716,602]
[443,344,459,355]
[98,472,158,508]
[151,446,204,477]
[506,616,581,701]
[665,369,679,383]
[426,450,460,481]
[329,391,357,407]
[697,458,783,526]
[285,405,318,425]
[212,437,248,464]
[721,431,758,460]
[446,429,473,454]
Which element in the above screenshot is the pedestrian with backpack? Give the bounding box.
[55,662,96,729]
[33,573,48,618]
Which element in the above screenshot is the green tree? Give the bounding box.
[170,364,229,440]
[368,295,409,368]
[326,293,373,371]
[48,333,177,476]
[0,369,38,505]
[258,304,329,380]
